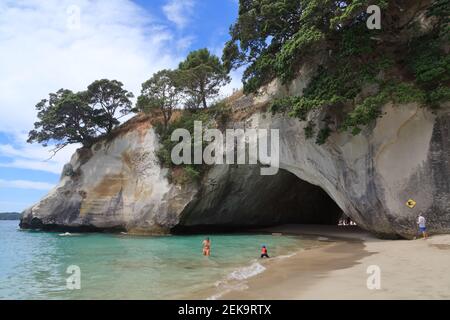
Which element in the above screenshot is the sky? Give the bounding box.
[0,0,241,212]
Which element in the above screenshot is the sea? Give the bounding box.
[0,220,320,300]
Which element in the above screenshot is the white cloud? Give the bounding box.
[0,179,55,191]
[0,0,190,176]
[0,201,30,208]
[0,135,80,174]
[176,35,196,51]
[0,0,242,181]
[0,158,62,175]
[162,0,196,29]
[0,0,181,135]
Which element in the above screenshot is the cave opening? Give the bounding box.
[173,167,345,234]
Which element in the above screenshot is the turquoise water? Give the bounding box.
[0,221,316,300]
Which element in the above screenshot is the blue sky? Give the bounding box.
[0,0,240,212]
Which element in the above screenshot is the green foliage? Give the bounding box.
[428,86,450,108]
[328,0,388,29]
[275,27,324,83]
[183,165,201,182]
[178,48,230,109]
[304,121,315,139]
[223,0,388,93]
[137,50,231,184]
[28,89,95,149]
[269,25,385,140]
[269,96,296,115]
[86,79,134,134]
[342,82,426,135]
[223,0,306,92]
[241,52,277,93]
[154,146,172,169]
[224,0,449,131]
[388,83,425,104]
[154,101,234,184]
[28,81,134,151]
[270,95,325,121]
[341,90,388,135]
[316,128,331,145]
[406,30,449,109]
[407,34,450,87]
[426,0,450,28]
[154,110,212,184]
[338,24,376,58]
[273,75,433,142]
[137,69,180,129]
[208,101,231,128]
[270,24,382,128]
[289,97,327,121]
[264,1,449,144]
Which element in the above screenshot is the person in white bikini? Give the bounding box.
[417,214,428,239]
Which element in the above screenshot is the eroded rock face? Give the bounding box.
[20,118,198,234]
[20,84,450,238]
[245,104,450,238]
[175,165,342,232]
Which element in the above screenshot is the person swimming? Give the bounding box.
[261,245,270,258]
[202,237,211,256]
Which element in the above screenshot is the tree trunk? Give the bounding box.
[200,80,207,109]
[202,94,208,109]
[163,111,169,131]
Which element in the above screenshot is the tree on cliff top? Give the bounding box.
[28,89,96,151]
[224,0,448,145]
[28,80,134,153]
[86,79,134,134]
[178,48,230,109]
[137,69,181,130]
[222,0,444,93]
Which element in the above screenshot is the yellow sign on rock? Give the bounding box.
[406,199,417,209]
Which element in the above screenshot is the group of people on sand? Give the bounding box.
[339,215,356,226]
[339,213,428,239]
[202,237,270,258]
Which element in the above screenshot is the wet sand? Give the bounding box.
[219,224,450,299]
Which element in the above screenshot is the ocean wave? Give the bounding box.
[59,232,76,237]
[226,260,266,281]
[208,261,266,300]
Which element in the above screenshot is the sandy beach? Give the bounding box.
[220,225,450,300]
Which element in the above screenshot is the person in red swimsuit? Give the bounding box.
[261,245,270,258]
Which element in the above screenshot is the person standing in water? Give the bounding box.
[261,245,270,258]
[202,237,211,256]
[417,214,428,239]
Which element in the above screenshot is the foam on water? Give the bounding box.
[208,251,302,299]
[227,260,266,281]
[208,260,266,300]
